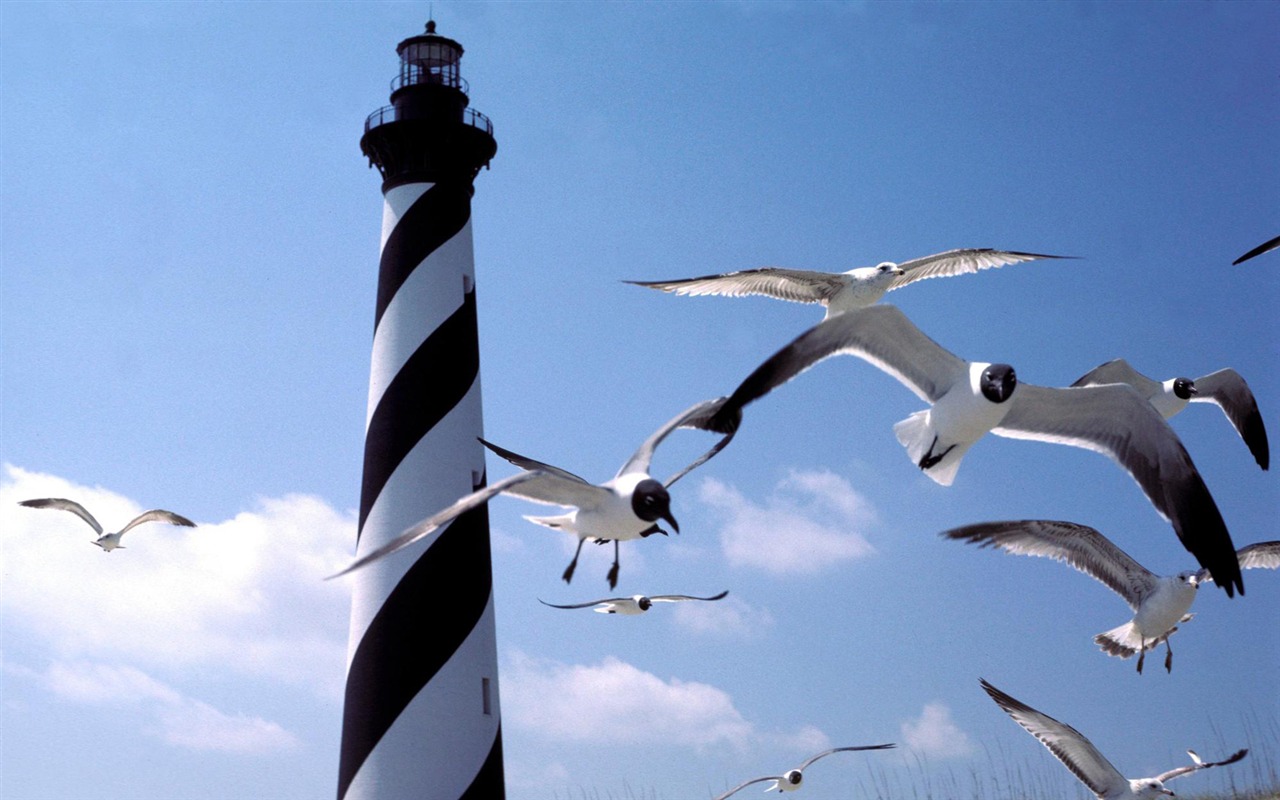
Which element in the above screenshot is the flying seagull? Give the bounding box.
[1232,234,1280,265]
[1072,359,1268,470]
[628,249,1070,319]
[329,397,738,587]
[981,678,1248,798]
[539,590,729,615]
[713,744,896,799]
[18,497,195,552]
[705,304,1243,595]
[944,521,1280,672]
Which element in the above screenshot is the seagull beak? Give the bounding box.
[663,511,680,534]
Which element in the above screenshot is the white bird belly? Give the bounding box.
[1133,581,1197,638]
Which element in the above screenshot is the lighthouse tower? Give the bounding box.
[339,21,503,800]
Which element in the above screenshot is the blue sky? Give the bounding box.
[2,3,1277,799]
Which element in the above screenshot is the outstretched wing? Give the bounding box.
[708,304,966,433]
[796,743,897,771]
[941,520,1157,611]
[118,509,196,536]
[980,679,1130,799]
[1195,541,1280,583]
[711,775,780,800]
[1154,748,1248,783]
[1070,358,1163,398]
[649,590,730,603]
[480,438,591,484]
[1191,368,1270,470]
[18,497,104,535]
[627,268,846,305]
[1232,234,1280,265]
[993,382,1242,597]
[888,249,1070,290]
[538,597,627,610]
[617,396,736,484]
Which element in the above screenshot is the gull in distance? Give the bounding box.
[628,249,1070,319]
[705,304,1243,595]
[713,744,896,799]
[944,521,1280,672]
[981,678,1248,798]
[18,497,196,552]
[539,590,729,615]
[330,397,738,588]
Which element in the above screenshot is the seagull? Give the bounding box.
[18,497,196,552]
[329,397,738,587]
[1071,358,1269,470]
[713,744,896,799]
[981,678,1248,798]
[627,249,1070,319]
[944,521,1280,672]
[539,590,729,615]
[705,304,1243,595]
[1232,234,1280,265]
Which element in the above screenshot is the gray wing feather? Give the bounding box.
[649,590,730,603]
[993,383,1242,596]
[796,744,896,771]
[480,438,591,484]
[538,597,628,610]
[1191,368,1270,470]
[1232,235,1280,265]
[618,396,736,481]
[941,520,1157,610]
[1196,542,1280,583]
[712,776,779,800]
[981,679,1129,799]
[1153,748,1248,783]
[117,510,197,535]
[627,268,846,305]
[18,497,104,535]
[888,249,1069,290]
[1070,358,1163,397]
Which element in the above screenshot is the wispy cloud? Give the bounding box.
[699,469,877,574]
[900,703,975,759]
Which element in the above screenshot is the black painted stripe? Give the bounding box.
[338,486,496,799]
[359,290,479,535]
[461,728,506,800]
[375,181,473,329]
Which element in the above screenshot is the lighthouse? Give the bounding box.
[339,20,504,800]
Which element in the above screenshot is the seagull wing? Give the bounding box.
[480,438,591,484]
[117,509,197,536]
[992,382,1242,596]
[1232,234,1280,265]
[888,249,1070,290]
[796,743,897,771]
[328,470,601,578]
[1153,748,1248,783]
[627,268,846,305]
[941,520,1158,611]
[708,304,966,433]
[980,679,1130,799]
[616,396,736,483]
[1195,541,1280,583]
[1191,368,1270,470]
[538,597,628,610]
[649,590,730,603]
[711,776,781,800]
[1069,358,1163,397]
[18,497,104,535]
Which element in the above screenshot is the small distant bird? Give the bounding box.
[1232,234,1280,265]
[706,304,1243,595]
[981,678,1248,798]
[329,397,737,587]
[944,521,1280,672]
[18,497,196,552]
[628,249,1069,319]
[713,744,896,799]
[1072,358,1268,470]
[539,590,729,615]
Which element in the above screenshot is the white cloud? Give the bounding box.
[900,703,975,759]
[698,470,877,574]
[671,593,774,638]
[1,464,354,700]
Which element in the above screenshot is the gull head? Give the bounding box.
[876,261,905,276]
[636,596,653,611]
[1131,778,1175,797]
[782,768,804,788]
[1171,377,1198,401]
[631,479,679,533]
[979,363,1018,404]
[1177,570,1203,589]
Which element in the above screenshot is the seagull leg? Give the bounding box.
[1136,637,1146,674]
[1164,638,1174,673]
[919,437,957,470]
[605,540,620,589]
[563,538,587,584]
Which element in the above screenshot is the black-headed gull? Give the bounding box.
[713,744,896,799]
[1072,358,1269,470]
[539,590,729,615]
[705,304,1243,595]
[628,249,1069,319]
[1232,234,1280,265]
[329,397,737,587]
[18,497,195,552]
[981,679,1248,798]
[944,521,1280,672]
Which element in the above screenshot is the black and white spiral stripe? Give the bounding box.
[339,179,505,800]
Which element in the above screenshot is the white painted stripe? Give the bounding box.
[343,593,502,800]
[379,183,432,250]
